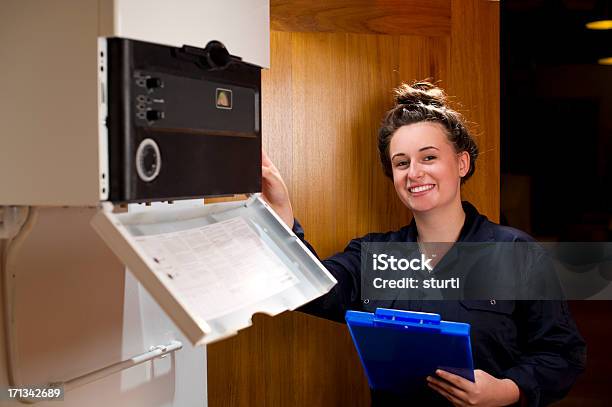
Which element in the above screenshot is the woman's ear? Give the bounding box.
[458,151,470,178]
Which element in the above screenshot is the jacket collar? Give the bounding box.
[404,201,496,243]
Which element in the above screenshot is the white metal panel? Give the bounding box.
[91,202,212,346]
[97,38,110,201]
[113,271,207,407]
[91,196,337,346]
[107,0,270,68]
[0,0,102,206]
[0,207,206,406]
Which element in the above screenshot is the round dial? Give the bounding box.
[135,138,161,182]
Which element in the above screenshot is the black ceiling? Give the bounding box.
[503,0,612,66]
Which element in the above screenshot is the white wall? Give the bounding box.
[0,207,206,406]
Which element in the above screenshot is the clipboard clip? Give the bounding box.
[372,308,442,332]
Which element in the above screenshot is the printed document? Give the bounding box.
[134,217,298,320]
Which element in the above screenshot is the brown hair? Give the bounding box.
[378,81,479,183]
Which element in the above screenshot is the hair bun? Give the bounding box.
[394,81,447,108]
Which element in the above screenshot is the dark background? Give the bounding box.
[501,0,611,241]
[502,1,611,405]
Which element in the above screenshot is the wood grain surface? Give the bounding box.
[271,0,451,37]
[448,0,500,221]
[209,1,500,405]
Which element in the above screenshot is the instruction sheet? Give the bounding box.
[134,217,298,320]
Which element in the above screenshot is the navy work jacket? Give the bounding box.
[294,202,586,407]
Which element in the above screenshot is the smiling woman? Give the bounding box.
[389,122,468,214]
[380,83,477,230]
[261,81,586,407]
[378,82,478,183]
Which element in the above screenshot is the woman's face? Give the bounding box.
[389,122,469,214]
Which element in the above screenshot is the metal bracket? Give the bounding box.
[13,341,183,404]
[63,340,183,392]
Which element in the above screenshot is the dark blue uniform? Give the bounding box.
[295,202,586,406]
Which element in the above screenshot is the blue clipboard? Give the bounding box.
[346,308,474,395]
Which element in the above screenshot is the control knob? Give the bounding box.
[135,139,161,182]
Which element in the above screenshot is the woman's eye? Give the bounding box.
[395,160,409,168]
[423,155,437,161]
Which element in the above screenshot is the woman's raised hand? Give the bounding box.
[261,150,294,229]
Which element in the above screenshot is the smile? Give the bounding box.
[408,184,435,193]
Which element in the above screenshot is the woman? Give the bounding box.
[261,82,586,406]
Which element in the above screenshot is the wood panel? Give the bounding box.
[398,36,450,86]
[271,0,451,37]
[290,32,345,257]
[209,2,500,405]
[288,32,415,257]
[262,31,294,192]
[449,0,500,221]
[287,33,452,256]
[208,312,370,407]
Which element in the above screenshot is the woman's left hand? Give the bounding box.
[427,369,520,407]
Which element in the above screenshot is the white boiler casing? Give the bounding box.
[0,0,270,206]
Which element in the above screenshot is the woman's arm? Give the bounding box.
[261,150,294,229]
[292,220,364,322]
[261,151,363,322]
[501,300,586,407]
[503,247,587,406]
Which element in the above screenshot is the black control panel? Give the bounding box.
[106,38,262,203]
